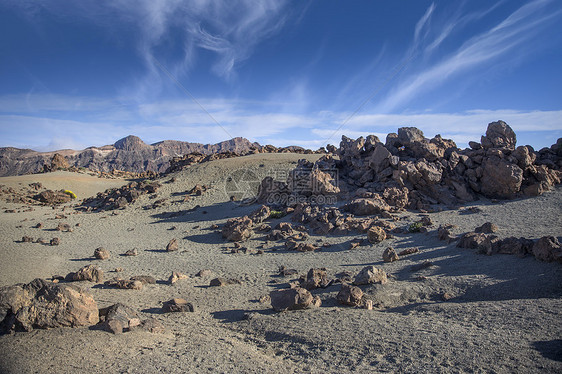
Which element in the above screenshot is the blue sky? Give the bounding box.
[1,0,561,151]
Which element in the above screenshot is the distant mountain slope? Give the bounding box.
[0,136,261,176]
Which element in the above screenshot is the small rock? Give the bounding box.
[162,298,194,313]
[34,223,43,229]
[50,237,60,246]
[353,266,388,285]
[141,318,165,333]
[195,269,213,277]
[270,288,321,312]
[438,225,457,242]
[363,299,374,310]
[104,278,143,290]
[382,247,399,262]
[130,275,156,284]
[67,264,104,283]
[124,248,138,256]
[56,222,71,232]
[94,247,110,260]
[259,295,271,304]
[278,266,298,277]
[166,238,179,252]
[337,283,364,306]
[168,271,188,284]
[532,236,562,263]
[99,303,140,334]
[410,261,433,272]
[475,222,499,234]
[302,268,330,290]
[398,247,419,256]
[209,277,242,287]
[367,226,386,244]
[441,292,454,301]
[21,236,33,243]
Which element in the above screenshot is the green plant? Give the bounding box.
[269,210,286,219]
[408,221,423,233]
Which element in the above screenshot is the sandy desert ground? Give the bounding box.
[0,153,561,373]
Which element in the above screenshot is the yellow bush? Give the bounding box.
[64,190,77,199]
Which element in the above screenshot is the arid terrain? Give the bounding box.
[1,124,561,373]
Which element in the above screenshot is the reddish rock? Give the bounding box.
[438,225,457,242]
[481,120,517,150]
[67,264,104,283]
[129,275,156,285]
[104,278,143,290]
[269,288,321,312]
[302,268,330,290]
[195,269,213,277]
[309,168,340,195]
[166,238,179,252]
[493,237,533,257]
[398,247,419,256]
[248,205,271,224]
[0,278,99,333]
[56,222,71,232]
[94,247,110,260]
[222,216,254,242]
[382,247,399,262]
[480,158,523,198]
[475,222,498,234]
[168,271,188,284]
[532,236,562,263]
[346,196,390,216]
[99,303,140,334]
[209,278,242,287]
[353,266,388,285]
[34,190,72,205]
[367,226,386,244]
[337,283,364,306]
[124,248,138,256]
[162,298,194,313]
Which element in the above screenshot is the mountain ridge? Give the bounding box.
[0,136,262,176]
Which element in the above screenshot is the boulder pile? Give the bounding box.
[255,121,561,212]
[166,145,326,174]
[79,180,161,211]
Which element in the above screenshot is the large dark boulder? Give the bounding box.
[481,121,517,150]
[480,157,523,198]
[0,278,99,333]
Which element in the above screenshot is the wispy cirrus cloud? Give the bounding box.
[376,0,561,113]
[6,0,297,87]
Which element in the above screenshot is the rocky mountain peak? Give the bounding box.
[114,135,148,151]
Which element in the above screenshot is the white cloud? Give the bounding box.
[2,96,560,151]
[377,0,560,113]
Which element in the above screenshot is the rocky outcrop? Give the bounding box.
[79,180,161,212]
[43,153,70,172]
[457,229,560,263]
[0,278,99,333]
[253,121,561,211]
